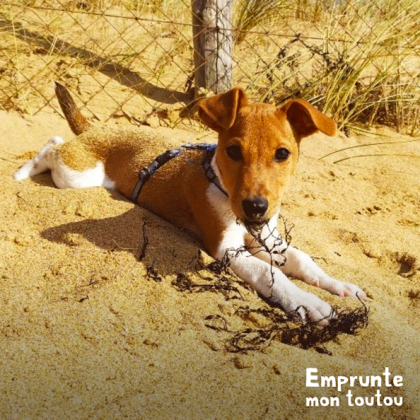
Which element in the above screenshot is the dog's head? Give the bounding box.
[197,87,336,226]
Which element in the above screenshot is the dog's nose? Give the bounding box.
[242,197,268,219]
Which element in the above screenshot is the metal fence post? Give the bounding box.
[191,0,233,95]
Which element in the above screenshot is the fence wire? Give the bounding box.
[1,0,419,133]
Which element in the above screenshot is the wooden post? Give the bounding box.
[191,0,233,95]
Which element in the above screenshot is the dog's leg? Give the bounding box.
[13,136,63,181]
[214,222,334,324]
[280,246,366,298]
[189,188,333,323]
[251,214,366,300]
[13,136,114,190]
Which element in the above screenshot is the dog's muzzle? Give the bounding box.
[242,197,268,220]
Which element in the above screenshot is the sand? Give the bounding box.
[0,108,419,420]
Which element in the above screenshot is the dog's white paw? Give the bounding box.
[12,136,63,181]
[320,277,366,300]
[273,289,334,325]
[334,281,366,299]
[13,160,34,181]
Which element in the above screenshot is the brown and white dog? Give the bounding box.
[13,83,366,323]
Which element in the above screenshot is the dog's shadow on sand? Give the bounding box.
[38,176,202,277]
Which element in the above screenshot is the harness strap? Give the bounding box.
[202,148,228,197]
[130,142,228,203]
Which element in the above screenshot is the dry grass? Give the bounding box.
[233,0,294,43]
[1,0,420,134]
[248,0,420,133]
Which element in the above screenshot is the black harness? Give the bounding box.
[130,143,228,203]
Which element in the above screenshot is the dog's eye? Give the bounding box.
[275,148,290,162]
[226,145,242,161]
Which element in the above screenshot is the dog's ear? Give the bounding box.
[279,99,336,138]
[197,87,248,132]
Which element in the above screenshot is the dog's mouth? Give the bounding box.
[241,218,269,233]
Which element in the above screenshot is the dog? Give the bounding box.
[13,83,366,324]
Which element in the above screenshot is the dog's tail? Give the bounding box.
[54,81,91,135]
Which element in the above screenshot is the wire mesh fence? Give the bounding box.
[1,0,420,133]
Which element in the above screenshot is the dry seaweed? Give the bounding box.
[166,216,369,354]
[138,220,149,262]
[202,300,368,355]
[225,299,369,355]
[171,270,245,300]
[146,265,162,282]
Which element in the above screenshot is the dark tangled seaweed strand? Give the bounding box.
[171,254,248,300]
[138,220,149,262]
[171,272,244,300]
[224,296,369,355]
[243,216,292,267]
[146,265,163,282]
[212,217,291,297]
[168,215,369,354]
[243,216,293,291]
[204,314,229,331]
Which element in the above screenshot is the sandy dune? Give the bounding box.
[0,108,419,419]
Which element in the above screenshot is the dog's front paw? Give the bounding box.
[273,289,334,325]
[321,277,366,300]
[336,281,366,299]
